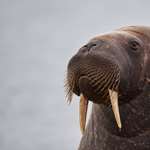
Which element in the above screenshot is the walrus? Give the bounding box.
[64,25,150,150]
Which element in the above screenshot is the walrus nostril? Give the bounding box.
[88,43,97,52]
[89,44,97,51]
[79,43,97,53]
[86,43,97,52]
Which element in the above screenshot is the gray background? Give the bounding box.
[0,0,150,150]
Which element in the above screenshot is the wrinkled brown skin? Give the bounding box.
[67,26,150,150]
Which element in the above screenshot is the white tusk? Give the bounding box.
[109,89,122,129]
[79,93,88,134]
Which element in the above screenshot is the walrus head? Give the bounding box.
[64,26,150,136]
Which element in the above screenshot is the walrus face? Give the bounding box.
[64,28,148,134]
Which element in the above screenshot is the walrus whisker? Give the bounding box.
[102,90,109,99]
[86,66,106,77]
[109,70,120,92]
[102,69,120,99]
[105,95,110,102]
[101,72,116,97]
[89,71,105,85]
[85,68,104,75]
[91,72,108,87]
[103,74,116,93]
[98,70,115,93]
[108,72,120,105]
[111,77,120,93]
[92,70,111,90]
[64,70,77,103]
[96,71,114,94]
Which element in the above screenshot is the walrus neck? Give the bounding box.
[78,85,150,149]
[95,86,150,138]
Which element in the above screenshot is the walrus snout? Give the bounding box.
[65,49,124,132]
[65,42,129,104]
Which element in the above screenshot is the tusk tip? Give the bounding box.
[109,89,122,130]
[118,124,122,129]
[81,130,85,135]
[79,93,88,135]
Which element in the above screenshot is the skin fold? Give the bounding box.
[65,26,150,150]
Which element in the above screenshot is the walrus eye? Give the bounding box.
[130,41,139,50]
